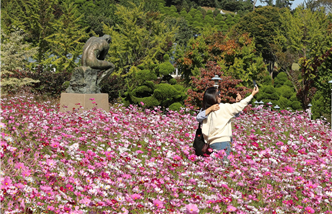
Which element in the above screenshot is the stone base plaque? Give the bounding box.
[59,93,109,113]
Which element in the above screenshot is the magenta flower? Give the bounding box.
[21,170,31,177]
[153,199,164,209]
[226,205,237,212]
[14,162,25,170]
[1,177,12,189]
[50,142,59,148]
[131,194,141,200]
[173,155,182,161]
[47,205,55,211]
[188,154,196,161]
[66,184,73,191]
[305,206,315,213]
[185,203,199,214]
[284,166,294,173]
[306,181,318,190]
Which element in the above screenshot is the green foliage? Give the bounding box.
[0,30,39,94]
[158,54,175,75]
[154,83,187,107]
[276,85,294,99]
[136,70,158,83]
[274,72,288,88]
[261,72,273,85]
[275,7,331,60]
[278,95,289,109]
[74,0,117,36]
[178,32,267,86]
[45,0,88,73]
[291,100,302,110]
[2,67,71,97]
[231,6,282,63]
[1,0,58,65]
[169,102,183,111]
[169,78,177,85]
[163,17,192,47]
[311,90,330,120]
[256,85,279,105]
[103,2,177,76]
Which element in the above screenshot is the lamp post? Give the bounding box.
[274,105,280,111]
[329,80,332,129]
[308,103,312,120]
[258,100,264,105]
[211,75,222,89]
[254,100,259,107]
[267,102,272,110]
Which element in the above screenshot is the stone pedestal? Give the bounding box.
[59,93,109,113]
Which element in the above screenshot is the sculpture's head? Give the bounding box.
[102,35,112,43]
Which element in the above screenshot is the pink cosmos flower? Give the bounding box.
[50,142,59,148]
[173,155,182,161]
[188,154,196,162]
[0,122,6,129]
[1,177,12,189]
[276,141,284,146]
[21,170,31,177]
[66,184,73,191]
[185,203,199,214]
[140,102,144,106]
[306,181,318,190]
[305,206,315,213]
[47,205,54,211]
[226,205,237,212]
[264,171,271,176]
[131,193,141,200]
[153,199,164,209]
[47,159,56,167]
[284,166,294,173]
[15,162,25,170]
[185,132,190,137]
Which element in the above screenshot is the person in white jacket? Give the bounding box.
[199,86,259,159]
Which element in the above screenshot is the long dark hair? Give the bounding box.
[202,87,219,110]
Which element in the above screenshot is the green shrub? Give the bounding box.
[2,67,71,98]
[133,85,154,98]
[169,78,177,85]
[168,102,183,111]
[291,101,302,110]
[312,91,329,119]
[158,61,175,76]
[136,96,160,107]
[136,69,157,82]
[284,80,293,88]
[261,73,272,85]
[278,96,288,109]
[274,72,288,88]
[276,85,294,99]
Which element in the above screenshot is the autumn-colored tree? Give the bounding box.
[185,61,251,109]
[177,32,266,86]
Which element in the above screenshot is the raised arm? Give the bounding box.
[224,87,259,117]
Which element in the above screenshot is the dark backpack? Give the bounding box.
[193,123,212,157]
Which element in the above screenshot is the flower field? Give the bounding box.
[1,95,332,214]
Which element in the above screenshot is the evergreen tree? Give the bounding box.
[1,30,39,94]
[45,0,88,73]
[2,0,58,66]
[103,2,177,76]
